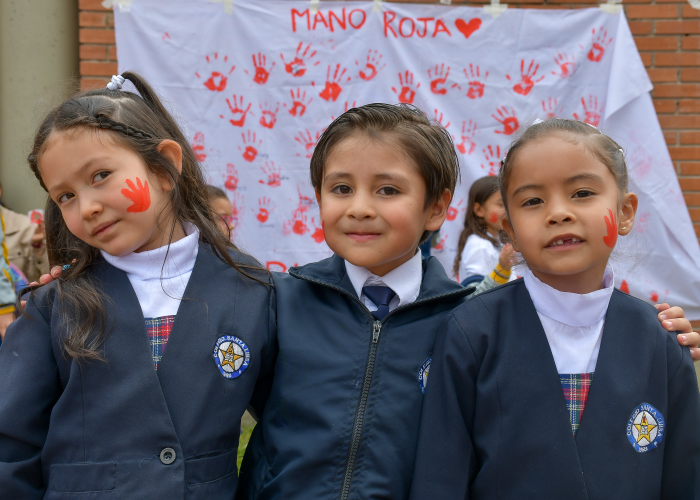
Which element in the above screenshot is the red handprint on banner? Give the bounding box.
[259,101,279,129]
[552,52,576,79]
[313,64,350,102]
[428,63,450,95]
[284,88,312,117]
[254,197,274,223]
[455,120,477,155]
[461,64,488,99]
[244,53,275,85]
[239,131,262,162]
[195,53,235,92]
[573,96,603,127]
[541,97,562,118]
[492,106,519,135]
[446,200,464,221]
[433,234,448,251]
[392,71,420,104]
[295,129,320,158]
[259,162,282,187]
[356,50,385,81]
[481,145,502,176]
[224,163,239,192]
[191,132,209,162]
[231,192,244,227]
[295,186,315,213]
[433,109,451,129]
[311,218,325,243]
[224,95,252,127]
[587,27,612,62]
[281,42,319,77]
[284,212,309,236]
[506,59,544,96]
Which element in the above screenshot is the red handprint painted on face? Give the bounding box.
[259,102,279,129]
[481,145,502,176]
[239,131,262,162]
[284,88,312,117]
[254,197,274,223]
[195,53,235,92]
[541,97,562,119]
[446,200,464,221]
[428,64,450,95]
[391,71,420,104]
[455,120,477,155]
[587,27,612,62]
[552,52,576,79]
[280,42,319,77]
[433,109,450,129]
[573,96,604,127]
[311,218,325,243]
[223,95,252,127]
[244,53,275,85]
[259,162,282,187]
[295,129,320,158]
[603,209,617,248]
[488,212,500,224]
[492,106,519,135]
[224,163,239,192]
[122,177,151,213]
[191,132,208,162]
[460,64,488,99]
[356,50,385,81]
[313,64,350,102]
[506,59,544,96]
[231,193,244,227]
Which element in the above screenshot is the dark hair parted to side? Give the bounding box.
[452,176,501,278]
[499,118,628,212]
[206,184,229,201]
[310,103,460,243]
[24,71,264,361]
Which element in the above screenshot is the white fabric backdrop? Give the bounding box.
[114,0,700,318]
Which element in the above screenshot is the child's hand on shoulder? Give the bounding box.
[655,303,700,361]
[498,244,516,270]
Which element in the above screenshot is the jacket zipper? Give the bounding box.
[289,271,473,500]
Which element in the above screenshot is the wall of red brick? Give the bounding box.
[78,0,700,237]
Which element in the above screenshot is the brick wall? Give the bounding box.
[79,0,700,236]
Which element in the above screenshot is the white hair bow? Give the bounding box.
[106,74,125,91]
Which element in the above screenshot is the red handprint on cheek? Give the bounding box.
[259,162,282,187]
[195,53,235,92]
[239,131,262,162]
[433,109,450,129]
[492,106,519,135]
[587,27,612,62]
[311,218,325,243]
[284,88,312,117]
[313,64,350,102]
[280,42,319,77]
[244,53,274,85]
[541,97,562,119]
[488,212,500,224]
[603,209,617,248]
[573,96,604,127]
[254,197,274,223]
[223,95,252,127]
[552,52,576,79]
[481,145,502,176]
[356,50,385,81]
[446,200,464,221]
[428,63,450,95]
[461,64,488,99]
[455,120,477,155]
[259,101,279,129]
[224,163,239,192]
[121,177,151,213]
[191,132,208,162]
[295,129,320,158]
[391,71,420,104]
[506,59,544,96]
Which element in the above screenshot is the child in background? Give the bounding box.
[0,73,276,499]
[453,176,516,289]
[206,184,235,238]
[410,119,700,499]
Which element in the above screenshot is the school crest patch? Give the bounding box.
[213,335,250,379]
[418,357,431,393]
[627,403,665,453]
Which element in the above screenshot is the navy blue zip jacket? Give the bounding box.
[0,244,276,499]
[409,279,700,499]
[237,254,473,500]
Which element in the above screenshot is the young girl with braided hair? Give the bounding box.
[0,73,276,499]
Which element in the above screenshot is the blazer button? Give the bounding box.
[160,448,176,465]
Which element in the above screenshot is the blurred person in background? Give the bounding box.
[207,185,235,239]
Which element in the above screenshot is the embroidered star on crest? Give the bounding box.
[634,413,657,444]
[220,343,243,369]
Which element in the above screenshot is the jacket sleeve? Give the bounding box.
[408,312,481,500]
[0,289,61,499]
[660,335,700,499]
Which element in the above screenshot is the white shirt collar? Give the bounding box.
[523,266,615,327]
[344,249,423,308]
[101,224,199,281]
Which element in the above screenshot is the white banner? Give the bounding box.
[115,0,700,317]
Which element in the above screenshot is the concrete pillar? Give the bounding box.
[0,0,78,213]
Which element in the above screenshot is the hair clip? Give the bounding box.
[106,75,125,91]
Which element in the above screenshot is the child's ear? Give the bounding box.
[315,189,322,213]
[502,217,520,252]
[155,140,183,191]
[619,192,639,236]
[425,189,452,232]
[473,202,485,219]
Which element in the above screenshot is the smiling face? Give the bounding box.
[502,135,637,293]
[316,134,450,276]
[39,129,182,256]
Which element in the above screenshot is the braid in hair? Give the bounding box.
[94,116,153,140]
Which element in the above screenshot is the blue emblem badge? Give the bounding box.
[627,402,665,453]
[213,335,250,379]
[418,357,431,393]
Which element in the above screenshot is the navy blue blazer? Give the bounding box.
[409,279,700,500]
[0,244,276,499]
[237,254,475,500]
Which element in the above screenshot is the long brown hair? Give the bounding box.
[23,71,264,361]
[452,176,501,278]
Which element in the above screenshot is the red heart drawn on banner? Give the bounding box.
[455,18,482,39]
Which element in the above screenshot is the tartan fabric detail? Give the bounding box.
[145,315,175,370]
[560,372,594,437]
